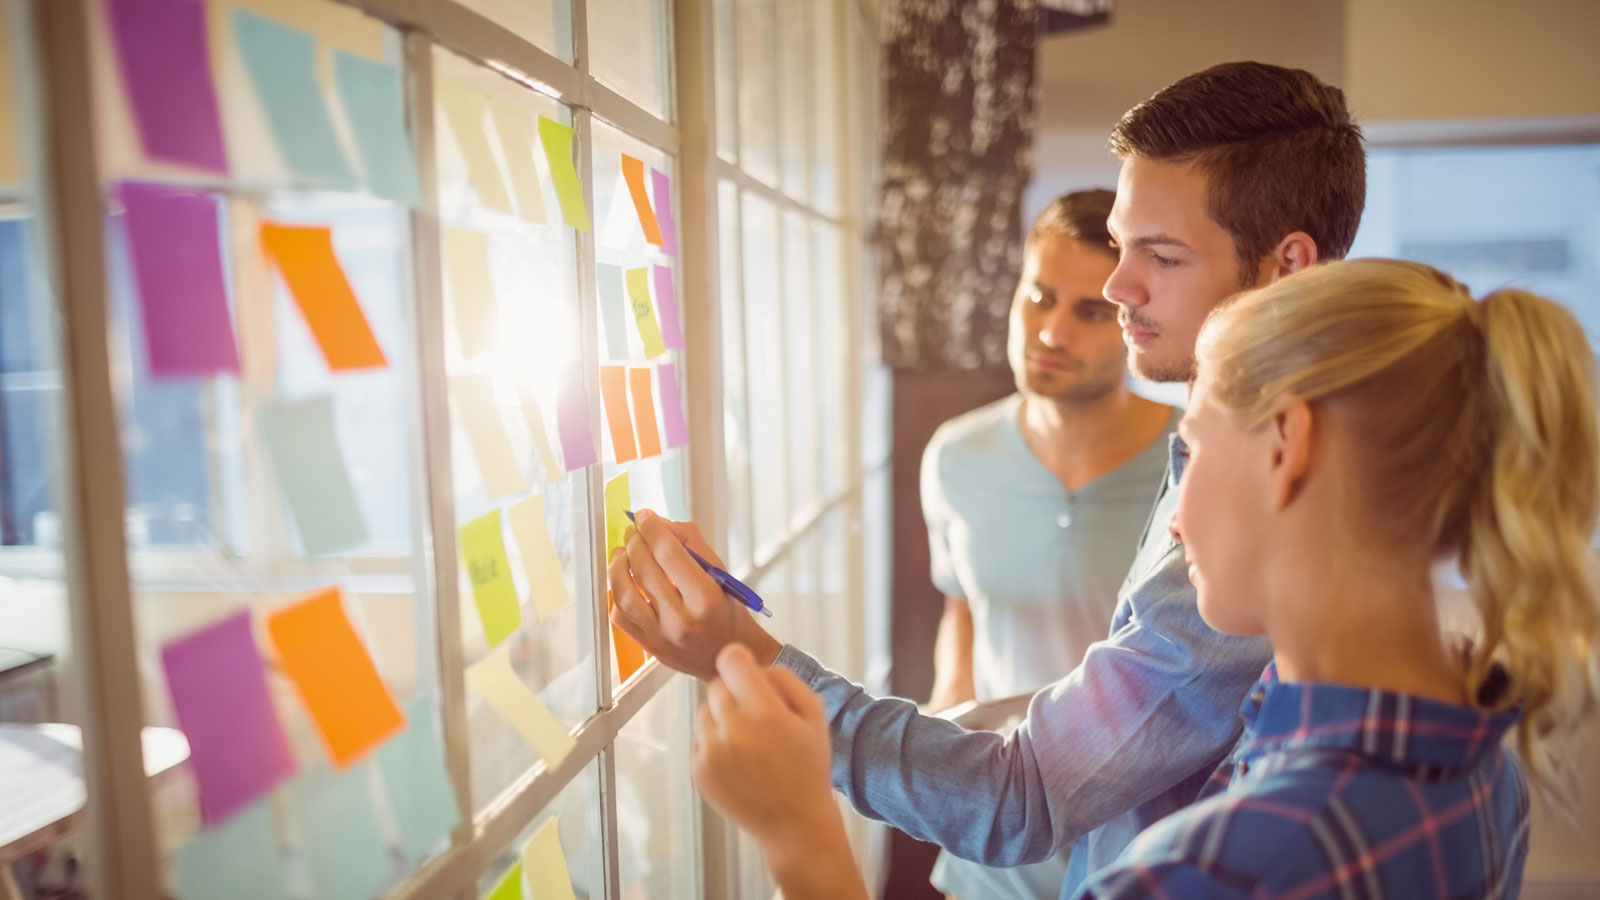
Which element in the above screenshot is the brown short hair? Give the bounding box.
[1027,188,1116,256]
[1109,61,1365,280]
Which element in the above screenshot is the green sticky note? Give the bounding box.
[175,800,290,900]
[286,762,396,900]
[333,51,422,206]
[232,9,355,186]
[460,509,522,647]
[483,862,524,900]
[258,395,368,556]
[604,473,631,559]
[536,116,590,231]
[623,268,666,359]
[376,695,461,863]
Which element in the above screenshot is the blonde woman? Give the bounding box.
[689,259,1600,899]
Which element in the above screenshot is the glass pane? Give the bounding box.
[736,0,778,185]
[714,0,738,161]
[433,50,598,811]
[810,0,841,214]
[616,675,698,897]
[476,759,603,898]
[741,192,787,554]
[813,221,848,501]
[775,0,810,198]
[456,0,570,61]
[589,0,672,120]
[782,212,817,524]
[718,180,753,572]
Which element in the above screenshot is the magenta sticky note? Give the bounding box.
[651,266,684,351]
[650,168,678,258]
[107,0,230,174]
[556,359,598,471]
[161,610,296,825]
[119,181,241,378]
[658,363,688,449]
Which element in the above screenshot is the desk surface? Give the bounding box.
[0,723,189,864]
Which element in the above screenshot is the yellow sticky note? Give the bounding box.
[482,862,523,900]
[465,644,576,769]
[623,268,667,359]
[522,817,578,900]
[437,80,513,214]
[459,509,522,648]
[536,116,590,231]
[514,380,563,483]
[508,495,570,623]
[0,12,19,184]
[442,227,497,358]
[489,100,547,225]
[604,473,631,559]
[451,374,528,501]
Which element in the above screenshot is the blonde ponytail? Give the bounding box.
[1197,260,1600,794]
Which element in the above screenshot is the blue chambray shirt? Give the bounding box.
[775,435,1274,898]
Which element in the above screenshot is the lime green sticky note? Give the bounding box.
[460,509,522,647]
[604,473,631,558]
[521,817,578,900]
[536,116,590,231]
[623,268,666,359]
[483,862,524,900]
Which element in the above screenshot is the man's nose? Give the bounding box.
[1037,305,1075,350]
[1103,257,1145,309]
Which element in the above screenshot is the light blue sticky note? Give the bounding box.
[175,799,291,900]
[232,9,355,185]
[258,395,368,556]
[661,456,687,520]
[376,695,461,863]
[596,264,631,360]
[333,52,422,207]
[287,762,396,900]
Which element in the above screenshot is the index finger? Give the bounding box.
[635,510,720,598]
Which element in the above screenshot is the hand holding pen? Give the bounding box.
[625,510,772,617]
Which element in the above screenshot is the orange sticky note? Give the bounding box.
[620,154,664,248]
[266,587,405,768]
[598,365,637,463]
[260,223,387,370]
[628,368,662,458]
[608,591,649,684]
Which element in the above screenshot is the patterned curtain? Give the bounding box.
[876,0,1039,372]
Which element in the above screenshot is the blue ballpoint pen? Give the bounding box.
[624,510,773,617]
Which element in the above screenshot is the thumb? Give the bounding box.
[768,667,825,724]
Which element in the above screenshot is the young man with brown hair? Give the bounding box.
[609,61,1367,898]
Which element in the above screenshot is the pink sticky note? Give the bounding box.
[107,0,230,173]
[651,266,684,351]
[658,362,689,449]
[119,181,241,378]
[556,359,597,471]
[161,610,296,825]
[650,168,678,258]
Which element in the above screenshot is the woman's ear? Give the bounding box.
[1269,397,1315,511]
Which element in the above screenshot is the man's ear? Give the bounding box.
[1269,397,1315,511]
[1257,232,1319,285]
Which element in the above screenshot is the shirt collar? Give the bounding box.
[1235,663,1520,773]
[1167,434,1190,489]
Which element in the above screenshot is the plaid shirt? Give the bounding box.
[1076,664,1529,900]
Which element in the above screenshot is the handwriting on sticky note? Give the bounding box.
[508,495,571,623]
[514,381,563,483]
[465,644,576,768]
[604,472,631,559]
[650,168,679,258]
[107,0,229,173]
[258,395,369,555]
[596,264,631,360]
[489,101,548,225]
[119,181,241,378]
[599,366,638,463]
[442,227,498,358]
[261,223,387,371]
[555,360,597,471]
[376,696,460,863]
[452,373,528,500]
[624,268,667,359]
[651,265,685,351]
[537,117,590,231]
[656,363,689,450]
[334,52,422,207]
[286,762,397,900]
[438,81,513,214]
[620,154,665,247]
[266,587,405,768]
[161,610,296,825]
[232,9,355,185]
[629,368,662,458]
[459,509,523,648]
[522,817,579,900]
[175,800,291,900]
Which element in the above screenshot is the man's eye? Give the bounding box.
[1030,290,1053,307]
[1080,306,1112,322]
[1150,251,1179,268]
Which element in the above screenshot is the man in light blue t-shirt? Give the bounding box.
[921,190,1174,899]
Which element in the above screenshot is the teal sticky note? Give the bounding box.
[232,9,355,186]
[258,395,369,556]
[596,264,630,360]
[175,799,291,900]
[287,762,397,900]
[376,695,461,862]
[333,52,422,207]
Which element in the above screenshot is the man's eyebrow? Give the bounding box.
[1125,234,1191,250]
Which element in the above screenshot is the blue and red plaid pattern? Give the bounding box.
[1075,664,1529,899]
